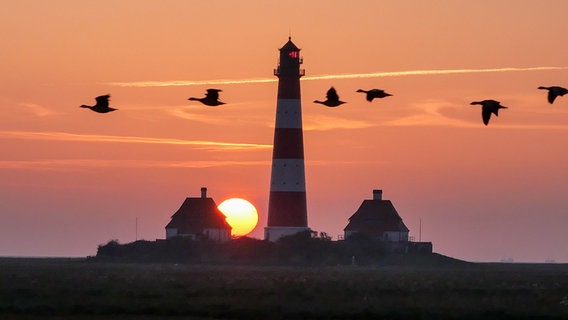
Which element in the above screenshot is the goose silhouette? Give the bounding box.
[188,89,226,106]
[356,88,392,102]
[538,86,568,104]
[470,100,507,126]
[314,87,346,107]
[80,95,117,113]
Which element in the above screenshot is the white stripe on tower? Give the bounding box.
[270,99,305,193]
[265,38,310,242]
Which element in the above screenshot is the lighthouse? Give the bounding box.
[265,38,310,242]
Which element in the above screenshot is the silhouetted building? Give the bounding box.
[344,190,409,242]
[265,37,310,242]
[165,187,231,242]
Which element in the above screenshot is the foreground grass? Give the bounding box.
[0,258,567,319]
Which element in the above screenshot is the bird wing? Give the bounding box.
[205,89,221,101]
[493,103,508,116]
[548,91,557,104]
[95,95,110,108]
[481,107,492,125]
[326,87,339,101]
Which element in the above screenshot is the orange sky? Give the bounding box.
[1,1,568,262]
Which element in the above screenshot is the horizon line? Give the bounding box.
[107,66,568,87]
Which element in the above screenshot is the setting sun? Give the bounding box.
[218,198,259,237]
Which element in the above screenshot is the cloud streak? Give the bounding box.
[19,103,58,116]
[107,66,568,87]
[0,131,271,150]
[107,78,277,87]
[304,115,376,131]
[0,159,271,171]
[384,100,568,130]
[384,101,477,128]
[0,158,378,171]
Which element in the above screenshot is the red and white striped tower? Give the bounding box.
[265,38,310,242]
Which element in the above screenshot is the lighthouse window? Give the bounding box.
[288,51,299,58]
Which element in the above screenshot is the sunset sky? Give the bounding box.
[1,1,568,262]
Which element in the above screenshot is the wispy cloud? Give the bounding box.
[19,103,58,116]
[385,100,476,128]
[107,78,277,87]
[385,100,568,130]
[0,159,271,171]
[0,131,271,150]
[304,115,376,131]
[0,158,379,171]
[107,66,568,88]
[168,103,274,127]
[167,108,232,125]
[482,123,568,130]
[303,66,568,81]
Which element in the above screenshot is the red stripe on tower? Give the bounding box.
[265,38,310,242]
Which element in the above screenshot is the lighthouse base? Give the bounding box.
[264,226,311,242]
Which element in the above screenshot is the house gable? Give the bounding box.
[165,188,231,241]
[344,190,409,241]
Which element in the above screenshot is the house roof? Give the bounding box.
[344,199,409,234]
[165,196,231,234]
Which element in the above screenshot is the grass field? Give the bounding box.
[0,257,567,319]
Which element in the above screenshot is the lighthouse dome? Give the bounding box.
[280,37,300,52]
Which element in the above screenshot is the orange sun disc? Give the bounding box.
[218,198,259,237]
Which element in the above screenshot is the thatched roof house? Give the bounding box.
[165,187,231,242]
[344,189,409,242]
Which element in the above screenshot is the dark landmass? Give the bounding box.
[1,233,564,319]
[0,257,567,319]
[94,232,446,267]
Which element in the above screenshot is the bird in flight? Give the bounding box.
[356,88,392,102]
[188,89,226,106]
[470,100,508,126]
[538,86,568,104]
[314,87,346,107]
[80,94,117,113]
